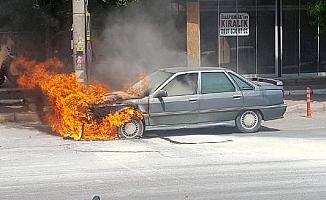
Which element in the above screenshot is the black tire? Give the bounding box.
[118,116,144,139]
[5,73,18,87]
[0,74,4,86]
[2,65,18,87]
[235,110,262,133]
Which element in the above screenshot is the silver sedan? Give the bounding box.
[91,67,287,139]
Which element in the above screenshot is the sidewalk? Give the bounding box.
[277,74,326,114]
[284,93,326,114]
[0,93,325,123]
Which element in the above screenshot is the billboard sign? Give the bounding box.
[220,13,249,36]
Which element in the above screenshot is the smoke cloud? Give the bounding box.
[91,0,186,90]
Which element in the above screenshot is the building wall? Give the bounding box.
[175,0,325,76]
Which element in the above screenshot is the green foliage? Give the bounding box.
[96,0,138,7]
[308,0,326,34]
[32,0,139,30]
[33,0,71,30]
[0,0,47,31]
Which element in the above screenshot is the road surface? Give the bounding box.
[0,112,326,200]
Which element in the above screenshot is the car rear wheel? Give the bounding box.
[236,110,262,133]
[118,116,144,139]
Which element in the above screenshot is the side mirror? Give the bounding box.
[154,90,168,98]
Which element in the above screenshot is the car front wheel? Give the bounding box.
[118,116,144,139]
[236,110,262,133]
[0,74,4,86]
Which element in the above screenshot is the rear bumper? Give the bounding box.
[260,104,287,121]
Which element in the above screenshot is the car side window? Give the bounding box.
[228,72,254,90]
[201,72,235,94]
[162,73,198,96]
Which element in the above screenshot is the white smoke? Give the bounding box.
[91,0,186,90]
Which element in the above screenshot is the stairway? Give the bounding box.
[277,76,326,92]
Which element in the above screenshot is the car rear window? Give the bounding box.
[228,72,254,90]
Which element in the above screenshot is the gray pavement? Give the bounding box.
[1,110,326,200]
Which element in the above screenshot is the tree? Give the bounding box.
[33,0,72,31]
[32,0,138,31]
[31,0,138,59]
[96,0,138,7]
[308,0,326,34]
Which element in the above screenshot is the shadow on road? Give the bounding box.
[144,125,280,139]
[9,123,281,140]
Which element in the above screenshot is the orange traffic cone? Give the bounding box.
[306,87,312,118]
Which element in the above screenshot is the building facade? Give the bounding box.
[172,0,326,77]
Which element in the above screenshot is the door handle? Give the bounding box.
[188,98,198,102]
[233,95,242,99]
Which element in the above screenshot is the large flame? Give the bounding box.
[16,57,145,140]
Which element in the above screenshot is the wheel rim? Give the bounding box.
[240,110,258,130]
[120,119,141,138]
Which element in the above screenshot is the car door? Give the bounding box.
[227,72,264,106]
[148,72,199,126]
[197,71,243,123]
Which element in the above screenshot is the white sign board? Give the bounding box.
[220,13,249,36]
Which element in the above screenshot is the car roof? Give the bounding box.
[159,67,230,74]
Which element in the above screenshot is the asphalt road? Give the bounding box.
[0,112,326,200]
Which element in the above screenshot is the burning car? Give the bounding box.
[88,67,287,139]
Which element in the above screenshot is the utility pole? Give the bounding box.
[187,1,200,67]
[72,0,87,83]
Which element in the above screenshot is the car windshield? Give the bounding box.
[127,70,173,97]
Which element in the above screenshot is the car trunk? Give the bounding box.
[254,82,284,105]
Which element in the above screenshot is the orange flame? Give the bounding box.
[16,57,145,140]
[123,73,148,97]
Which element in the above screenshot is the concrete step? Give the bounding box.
[277,76,326,90]
[0,99,25,106]
[0,112,39,122]
[0,87,30,100]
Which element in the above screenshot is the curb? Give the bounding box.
[286,102,326,114]
[284,89,326,96]
[1,106,325,123]
[0,112,39,122]
[0,96,326,122]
